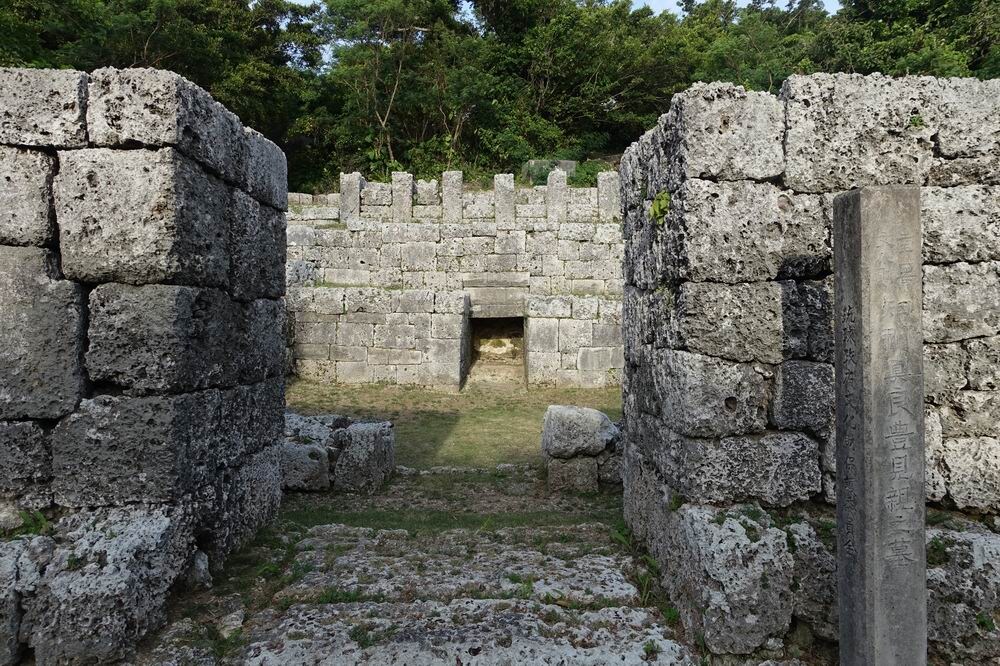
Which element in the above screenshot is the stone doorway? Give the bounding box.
[466,316,526,385]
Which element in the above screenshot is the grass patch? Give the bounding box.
[976,612,996,632]
[287,380,622,469]
[927,535,952,567]
[1,510,52,540]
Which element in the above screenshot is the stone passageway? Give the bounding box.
[137,470,693,664]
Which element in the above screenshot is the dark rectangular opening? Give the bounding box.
[466,317,525,385]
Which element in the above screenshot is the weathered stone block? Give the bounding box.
[0,422,50,509]
[0,68,87,147]
[966,336,1000,391]
[660,82,784,189]
[676,281,784,364]
[442,171,462,223]
[923,185,1000,263]
[939,391,1000,438]
[280,442,330,491]
[782,74,936,192]
[935,437,1000,512]
[87,284,284,393]
[52,393,221,507]
[665,180,829,284]
[56,148,230,287]
[87,68,246,186]
[770,360,834,438]
[924,343,968,402]
[652,350,769,438]
[924,262,1000,342]
[229,189,285,301]
[0,247,84,420]
[23,506,195,664]
[0,147,55,246]
[541,406,618,459]
[243,127,288,210]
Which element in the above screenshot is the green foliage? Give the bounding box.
[2,510,52,540]
[650,191,672,226]
[927,535,953,566]
[643,639,661,658]
[977,612,996,632]
[3,0,996,190]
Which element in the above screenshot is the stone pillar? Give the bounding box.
[547,168,567,223]
[391,171,413,222]
[442,170,463,223]
[597,171,621,222]
[834,186,926,666]
[340,172,363,224]
[494,173,515,227]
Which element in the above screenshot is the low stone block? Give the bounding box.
[24,506,195,665]
[541,405,618,459]
[332,423,395,493]
[0,68,87,147]
[0,247,84,420]
[56,148,230,287]
[547,457,599,494]
[280,442,330,491]
[0,147,55,246]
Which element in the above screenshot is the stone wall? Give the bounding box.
[286,170,624,388]
[0,67,287,663]
[620,75,1000,659]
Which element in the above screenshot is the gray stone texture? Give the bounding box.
[833,187,926,665]
[0,147,55,246]
[546,457,599,494]
[541,405,618,459]
[86,283,284,393]
[0,246,84,420]
[0,66,286,663]
[0,69,87,147]
[621,74,1000,660]
[332,422,395,493]
[56,148,230,287]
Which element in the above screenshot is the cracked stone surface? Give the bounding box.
[134,471,695,665]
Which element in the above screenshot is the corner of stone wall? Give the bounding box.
[621,74,1000,661]
[0,66,287,663]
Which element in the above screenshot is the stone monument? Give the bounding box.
[834,186,926,665]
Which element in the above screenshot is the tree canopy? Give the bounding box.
[2,0,997,190]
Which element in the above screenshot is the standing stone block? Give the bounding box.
[675,281,784,364]
[546,169,567,223]
[415,179,439,205]
[55,148,229,287]
[442,171,463,223]
[494,174,515,227]
[229,189,286,301]
[542,405,618,459]
[597,172,621,222]
[0,69,87,147]
[547,457,599,494]
[391,172,413,222]
[87,68,247,188]
[0,247,84,420]
[340,172,363,224]
[0,147,55,246]
[660,82,784,189]
[834,186,926,665]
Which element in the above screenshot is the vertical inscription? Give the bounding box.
[834,187,926,666]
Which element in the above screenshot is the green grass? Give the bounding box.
[287,380,622,469]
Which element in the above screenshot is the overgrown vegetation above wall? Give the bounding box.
[3,0,997,191]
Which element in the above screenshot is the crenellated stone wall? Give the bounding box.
[286,170,624,388]
[0,67,287,663]
[621,75,1000,661]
